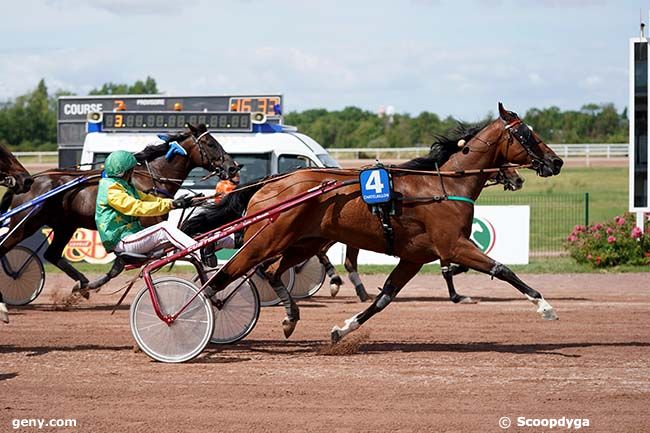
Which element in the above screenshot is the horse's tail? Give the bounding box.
[181,182,264,237]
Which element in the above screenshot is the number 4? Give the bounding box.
[365,170,384,194]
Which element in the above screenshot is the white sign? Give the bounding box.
[326,205,530,265]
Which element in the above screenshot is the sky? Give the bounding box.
[0,0,647,120]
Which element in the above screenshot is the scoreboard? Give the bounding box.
[102,111,252,132]
[57,94,283,167]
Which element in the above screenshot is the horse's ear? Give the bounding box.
[187,123,198,135]
[498,102,515,121]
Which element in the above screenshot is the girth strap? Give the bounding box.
[375,204,395,256]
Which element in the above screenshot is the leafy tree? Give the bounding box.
[89,76,159,95]
[0,77,631,151]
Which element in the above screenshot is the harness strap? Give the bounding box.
[399,195,475,205]
[374,204,395,256]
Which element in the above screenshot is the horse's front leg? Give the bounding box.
[440,260,476,304]
[448,238,558,320]
[331,259,422,343]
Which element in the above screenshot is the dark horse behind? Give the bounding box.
[0,124,237,295]
[197,103,563,341]
[1,143,33,211]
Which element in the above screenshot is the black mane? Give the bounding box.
[134,131,190,163]
[0,142,13,160]
[398,120,491,170]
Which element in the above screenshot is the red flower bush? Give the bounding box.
[565,213,650,267]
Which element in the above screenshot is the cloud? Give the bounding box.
[44,0,201,16]
[579,75,603,89]
[528,73,544,86]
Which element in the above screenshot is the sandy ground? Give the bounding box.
[1,271,649,433]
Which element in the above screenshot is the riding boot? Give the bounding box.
[201,244,218,268]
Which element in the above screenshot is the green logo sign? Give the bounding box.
[470,217,496,254]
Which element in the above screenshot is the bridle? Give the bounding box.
[191,130,229,179]
[503,118,546,173]
[0,173,16,189]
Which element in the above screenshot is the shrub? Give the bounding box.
[565,213,650,267]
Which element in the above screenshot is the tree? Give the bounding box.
[89,76,159,95]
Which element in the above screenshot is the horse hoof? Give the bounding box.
[282,317,298,338]
[457,296,478,304]
[529,296,559,320]
[356,287,370,302]
[331,327,342,344]
[330,283,341,297]
[71,283,90,300]
[541,307,559,321]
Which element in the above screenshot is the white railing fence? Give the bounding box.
[15,144,628,164]
[13,151,58,163]
[327,143,628,160]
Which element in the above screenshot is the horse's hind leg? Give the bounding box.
[331,259,422,343]
[262,239,332,338]
[257,260,300,339]
[440,260,476,304]
[449,238,557,320]
[317,252,343,297]
[43,225,90,291]
[84,259,126,293]
[344,246,370,302]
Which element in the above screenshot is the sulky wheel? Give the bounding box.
[209,276,261,344]
[290,256,326,299]
[250,267,295,307]
[0,246,45,306]
[130,277,214,363]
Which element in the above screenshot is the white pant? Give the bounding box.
[114,220,234,260]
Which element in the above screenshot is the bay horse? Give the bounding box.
[0,124,237,294]
[204,103,563,341]
[322,166,526,303]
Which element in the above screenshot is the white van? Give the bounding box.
[79,127,340,191]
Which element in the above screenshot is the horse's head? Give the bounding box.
[493,167,524,191]
[0,143,33,193]
[497,103,563,177]
[183,123,238,180]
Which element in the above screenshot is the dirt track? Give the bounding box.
[1,272,649,432]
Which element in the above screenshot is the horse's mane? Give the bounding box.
[0,142,14,161]
[398,119,492,170]
[134,131,191,163]
[181,175,274,237]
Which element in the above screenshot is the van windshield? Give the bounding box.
[92,152,272,190]
[182,153,272,190]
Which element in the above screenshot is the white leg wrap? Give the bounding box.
[331,314,360,339]
[349,272,362,287]
[0,302,9,324]
[526,295,558,320]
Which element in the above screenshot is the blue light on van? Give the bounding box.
[86,122,102,133]
[252,123,284,133]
